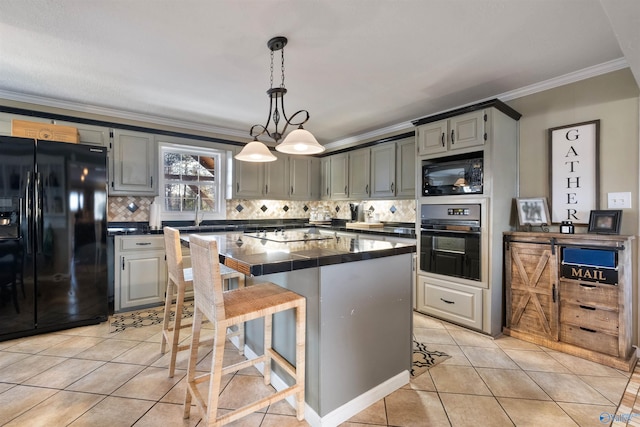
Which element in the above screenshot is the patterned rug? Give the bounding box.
[109,301,194,333]
[411,340,450,377]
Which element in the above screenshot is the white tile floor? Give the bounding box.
[0,310,632,426]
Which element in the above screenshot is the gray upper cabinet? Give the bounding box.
[110,129,157,195]
[417,110,485,157]
[289,156,317,200]
[320,157,331,200]
[370,137,416,199]
[329,152,349,200]
[370,144,395,198]
[233,150,290,199]
[54,120,110,147]
[264,151,289,199]
[348,148,370,199]
[395,138,416,197]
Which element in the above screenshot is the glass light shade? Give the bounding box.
[235,140,277,162]
[276,128,325,154]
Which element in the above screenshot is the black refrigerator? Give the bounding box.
[0,136,108,341]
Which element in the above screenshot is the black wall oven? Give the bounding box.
[420,203,481,281]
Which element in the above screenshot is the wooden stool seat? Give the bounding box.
[161,227,245,378]
[183,234,306,426]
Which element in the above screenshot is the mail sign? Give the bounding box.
[560,264,618,285]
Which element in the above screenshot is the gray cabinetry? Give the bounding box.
[320,157,331,200]
[417,110,485,157]
[289,155,317,200]
[114,235,166,312]
[348,148,370,198]
[233,150,290,199]
[54,120,110,147]
[395,137,416,197]
[329,152,349,200]
[110,129,157,195]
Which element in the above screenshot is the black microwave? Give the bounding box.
[422,155,483,196]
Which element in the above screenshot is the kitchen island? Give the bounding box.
[181,230,415,427]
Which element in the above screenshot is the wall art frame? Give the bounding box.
[516,197,551,227]
[588,210,622,234]
[548,120,600,224]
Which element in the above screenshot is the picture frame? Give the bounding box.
[516,197,551,226]
[587,210,622,234]
[549,120,599,224]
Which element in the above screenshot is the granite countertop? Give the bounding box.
[107,220,417,239]
[180,231,416,277]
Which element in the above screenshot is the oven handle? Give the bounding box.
[421,228,482,235]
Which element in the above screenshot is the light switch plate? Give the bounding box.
[607,192,631,209]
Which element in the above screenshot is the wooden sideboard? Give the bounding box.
[503,232,636,371]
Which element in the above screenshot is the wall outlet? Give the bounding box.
[607,192,631,209]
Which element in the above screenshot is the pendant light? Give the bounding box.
[235,36,325,162]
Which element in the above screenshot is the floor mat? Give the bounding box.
[109,301,194,333]
[411,340,450,377]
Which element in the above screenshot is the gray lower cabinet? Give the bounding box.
[110,129,157,195]
[114,235,166,312]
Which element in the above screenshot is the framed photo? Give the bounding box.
[516,197,551,226]
[549,120,599,224]
[588,210,622,234]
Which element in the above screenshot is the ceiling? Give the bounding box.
[0,0,638,150]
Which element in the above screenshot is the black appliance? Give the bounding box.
[0,136,108,341]
[422,154,483,196]
[419,203,481,281]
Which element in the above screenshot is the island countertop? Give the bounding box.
[180,231,416,277]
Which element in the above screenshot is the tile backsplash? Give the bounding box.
[108,196,416,224]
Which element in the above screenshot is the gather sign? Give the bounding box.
[549,120,599,224]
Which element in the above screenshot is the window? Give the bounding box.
[159,143,226,220]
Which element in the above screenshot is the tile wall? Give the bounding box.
[108,197,416,224]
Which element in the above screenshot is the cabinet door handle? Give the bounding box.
[345,185,347,195]
[579,305,596,311]
[579,283,597,289]
[265,184,268,194]
[366,184,369,194]
[326,187,329,196]
[122,257,125,270]
[237,182,239,193]
[291,186,293,195]
[135,242,152,246]
[391,182,394,193]
[579,326,597,333]
[150,176,153,188]
[441,132,445,147]
[451,129,455,144]
[440,298,455,304]
[552,284,556,303]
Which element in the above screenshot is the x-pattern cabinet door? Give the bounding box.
[506,242,559,341]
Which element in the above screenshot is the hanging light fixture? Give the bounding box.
[235,36,325,162]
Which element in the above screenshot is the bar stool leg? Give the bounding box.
[168,283,186,378]
[205,324,227,425]
[183,306,203,419]
[295,302,306,420]
[160,277,176,355]
[263,314,272,386]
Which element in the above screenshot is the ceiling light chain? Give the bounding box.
[234,36,325,163]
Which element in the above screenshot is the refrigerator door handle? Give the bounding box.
[25,171,33,254]
[35,172,44,254]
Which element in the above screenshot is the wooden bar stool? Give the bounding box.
[161,227,245,378]
[184,235,306,426]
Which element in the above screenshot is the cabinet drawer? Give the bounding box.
[418,277,482,330]
[559,280,618,310]
[120,236,165,251]
[560,302,619,336]
[560,323,619,357]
